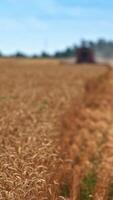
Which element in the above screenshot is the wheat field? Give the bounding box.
[0,58,113,200]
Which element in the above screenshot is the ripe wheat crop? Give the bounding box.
[0,58,112,200]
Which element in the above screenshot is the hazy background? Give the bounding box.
[0,0,113,56]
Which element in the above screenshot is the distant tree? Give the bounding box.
[97,39,106,48]
[54,52,63,58]
[64,48,75,57]
[94,39,113,58]
[54,46,76,58]
[14,52,27,58]
[41,52,50,58]
[1,38,113,59]
[76,39,113,58]
[0,51,2,57]
[88,41,95,49]
[32,54,39,59]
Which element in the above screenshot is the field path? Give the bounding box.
[57,67,113,200]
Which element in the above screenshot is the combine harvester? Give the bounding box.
[61,42,113,68]
[76,46,95,63]
[76,43,113,69]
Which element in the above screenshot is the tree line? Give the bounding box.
[0,39,113,58]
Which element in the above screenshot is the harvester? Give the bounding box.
[76,46,95,63]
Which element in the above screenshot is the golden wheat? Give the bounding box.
[0,58,111,200]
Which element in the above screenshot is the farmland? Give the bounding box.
[0,58,113,199]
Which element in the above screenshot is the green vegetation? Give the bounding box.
[108,183,113,200]
[60,183,70,198]
[80,171,96,200]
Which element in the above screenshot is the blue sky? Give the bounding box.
[0,0,113,55]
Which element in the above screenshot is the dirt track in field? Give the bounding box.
[0,59,113,199]
[58,67,113,200]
